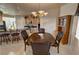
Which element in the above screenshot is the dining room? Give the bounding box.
[0,3,79,55]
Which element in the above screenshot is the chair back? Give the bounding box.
[31,42,50,55]
[55,31,63,44]
[39,28,45,33]
[11,32,19,36]
[21,30,28,42]
[52,31,63,53]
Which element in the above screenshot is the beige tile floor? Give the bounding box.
[0,39,79,55]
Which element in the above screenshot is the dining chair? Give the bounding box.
[31,42,50,55]
[52,31,63,53]
[11,32,20,43]
[39,28,45,33]
[21,30,29,51]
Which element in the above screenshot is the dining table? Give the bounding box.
[28,32,55,45]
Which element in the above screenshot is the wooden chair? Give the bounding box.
[52,31,63,53]
[21,30,29,51]
[31,42,50,55]
[39,28,45,33]
[11,32,20,43]
[0,33,10,44]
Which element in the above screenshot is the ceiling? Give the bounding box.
[0,3,65,16]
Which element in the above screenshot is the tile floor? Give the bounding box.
[0,38,79,55]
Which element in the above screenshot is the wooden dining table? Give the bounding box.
[28,32,55,45]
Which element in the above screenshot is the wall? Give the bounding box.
[76,17,79,39]
[40,8,60,33]
[15,8,60,33]
[68,16,78,47]
[60,3,78,16]
[15,16,25,30]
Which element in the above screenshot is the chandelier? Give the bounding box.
[31,4,48,31]
[31,4,48,17]
[32,10,48,17]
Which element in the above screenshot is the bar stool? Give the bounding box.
[0,33,3,45]
[3,33,10,44]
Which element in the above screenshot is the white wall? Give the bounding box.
[60,3,78,16]
[68,16,78,46]
[15,8,60,33]
[15,16,25,30]
[76,17,79,39]
[40,8,60,33]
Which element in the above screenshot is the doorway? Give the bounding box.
[3,16,16,31]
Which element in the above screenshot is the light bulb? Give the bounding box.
[32,12,37,17]
[44,12,48,16]
[38,10,44,14]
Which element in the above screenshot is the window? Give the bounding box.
[3,16,16,31]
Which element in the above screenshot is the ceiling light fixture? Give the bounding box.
[31,3,48,32]
[32,10,48,17]
[31,4,48,17]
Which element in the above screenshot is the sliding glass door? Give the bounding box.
[3,16,16,31]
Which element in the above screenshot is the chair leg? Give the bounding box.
[6,39,8,44]
[5,36,8,44]
[17,36,20,42]
[7,37,10,41]
[0,37,2,45]
[16,37,18,42]
[18,37,20,41]
[57,45,59,53]
[24,42,26,51]
[12,37,14,44]
[4,36,6,43]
